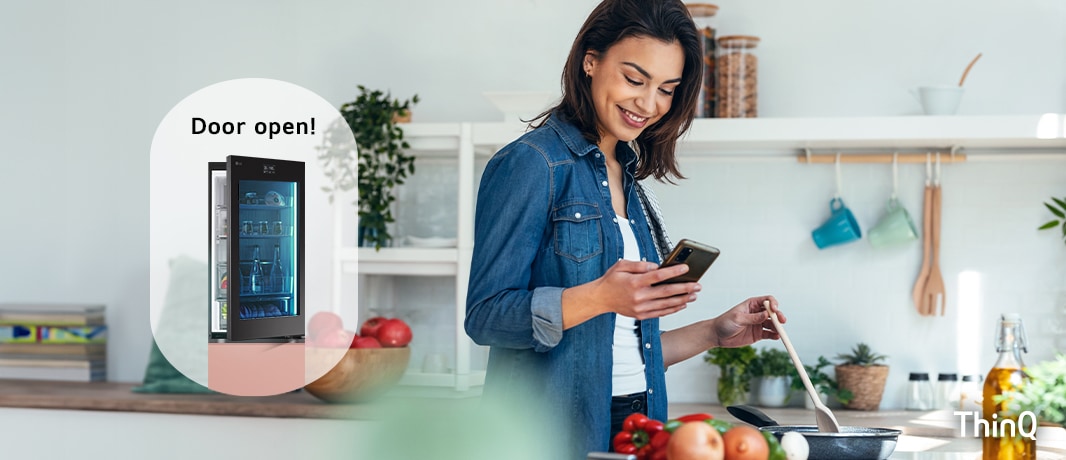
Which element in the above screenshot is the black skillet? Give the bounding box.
[727,405,901,460]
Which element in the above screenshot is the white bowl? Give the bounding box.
[482,91,559,122]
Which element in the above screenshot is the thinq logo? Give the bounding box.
[954,411,1038,441]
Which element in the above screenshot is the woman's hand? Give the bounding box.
[711,295,785,348]
[561,260,699,329]
[597,260,700,319]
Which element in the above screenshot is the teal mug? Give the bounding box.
[812,198,862,249]
[868,198,919,248]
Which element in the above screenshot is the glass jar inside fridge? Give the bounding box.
[686,3,718,118]
[715,35,760,118]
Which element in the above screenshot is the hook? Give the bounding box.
[925,152,932,186]
[935,151,942,187]
[834,152,843,199]
[891,152,899,200]
[804,148,812,164]
[950,145,960,162]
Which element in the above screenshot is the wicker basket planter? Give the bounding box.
[835,364,889,411]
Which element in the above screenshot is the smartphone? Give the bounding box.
[654,239,720,285]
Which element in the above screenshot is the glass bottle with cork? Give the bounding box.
[685,3,718,118]
[982,313,1035,460]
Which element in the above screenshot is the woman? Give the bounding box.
[465,0,785,457]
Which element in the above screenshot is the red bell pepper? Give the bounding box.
[612,413,665,460]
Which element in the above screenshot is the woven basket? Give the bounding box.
[835,364,889,411]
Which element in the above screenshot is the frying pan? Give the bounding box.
[727,405,901,460]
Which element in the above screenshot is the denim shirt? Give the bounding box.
[465,114,668,459]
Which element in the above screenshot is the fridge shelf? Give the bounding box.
[238,204,293,211]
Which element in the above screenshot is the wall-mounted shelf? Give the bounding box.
[463,114,1066,156]
[339,248,459,276]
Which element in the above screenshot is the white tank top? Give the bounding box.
[612,219,646,396]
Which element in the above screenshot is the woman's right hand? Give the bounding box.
[592,259,701,319]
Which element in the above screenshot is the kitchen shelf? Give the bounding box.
[340,248,460,276]
[466,114,1066,155]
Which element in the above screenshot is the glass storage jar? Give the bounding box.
[686,3,718,118]
[715,35,760,118]
[906,372,933,410]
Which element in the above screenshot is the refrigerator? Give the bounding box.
[209,156,305,342]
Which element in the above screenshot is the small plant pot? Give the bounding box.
[804,391,830,410]
[757,376,791,407]
[835,364,889,411]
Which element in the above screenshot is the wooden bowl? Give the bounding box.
[304,347,411,403]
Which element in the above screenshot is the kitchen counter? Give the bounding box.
[669,403,1065,460]
[0,379,375,419]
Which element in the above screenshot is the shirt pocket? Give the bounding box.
[552,202,604,263]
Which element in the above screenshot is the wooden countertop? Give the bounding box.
[0,380,375,420]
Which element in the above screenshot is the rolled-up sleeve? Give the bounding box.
[465,140,563,352]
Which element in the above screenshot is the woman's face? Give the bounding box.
[584,35,684,149]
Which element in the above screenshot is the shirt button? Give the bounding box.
[630,219,636,224]
[595,153,601,158]
[612,217,618,223]
[648,388,654,395]
[601,180,608,187]
[645,343,651,349]
[641,257,647,262]
[575,212,581,219]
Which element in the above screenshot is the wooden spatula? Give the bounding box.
[763,300,841,433]
[924,185,947,315]
[912,184,933,315]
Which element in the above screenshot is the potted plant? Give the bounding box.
[749,347,793,407]
[704,345,756,406]
[1038,196,1066,246]
[834,342,889,411]
[788,356,854,409]
[1000,353,1066,450]
[319,85,420,250]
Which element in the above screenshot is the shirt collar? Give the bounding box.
[546,112,639,170]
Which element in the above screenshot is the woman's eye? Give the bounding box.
[625,76,643,86]
[659,88,675,96]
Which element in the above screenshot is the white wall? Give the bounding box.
[1,0,1063,408]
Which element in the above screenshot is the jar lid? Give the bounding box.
[961,374,982,382]
[909,372,930,381]
[938,373,958,381]
[717,35,761,49]
[686,3,719,17]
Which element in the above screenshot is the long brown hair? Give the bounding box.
[532,0,701,183]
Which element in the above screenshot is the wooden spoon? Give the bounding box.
[924,185,947,315]
[912,184,933,315]
[762,300,841,433]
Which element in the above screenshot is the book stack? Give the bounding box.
[0,303,106,382]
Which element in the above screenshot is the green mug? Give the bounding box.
[868,198,918,248]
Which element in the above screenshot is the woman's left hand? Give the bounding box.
[711,295,785,348]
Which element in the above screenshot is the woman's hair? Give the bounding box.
[533,0,701,183]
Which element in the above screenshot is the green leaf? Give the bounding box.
[1047,202,1066,219]
[1039,220,1061,230]
[1053,197,1066,212]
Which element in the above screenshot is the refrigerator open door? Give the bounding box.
[208,162,228,341]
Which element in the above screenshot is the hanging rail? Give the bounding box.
[798,147,966,164]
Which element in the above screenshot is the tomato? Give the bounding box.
[307,312,343,341]
[352,336,382,348]
[359,316,387,338]
[721,425,769,460]
[376,318,412,347]
[316,328,353,348]
[666,421,723,460]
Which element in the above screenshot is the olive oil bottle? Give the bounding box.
[982,313,1035,460]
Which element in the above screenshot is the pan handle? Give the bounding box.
[726,405,781,428]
